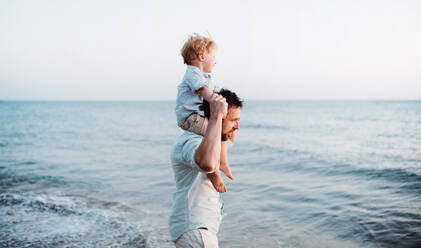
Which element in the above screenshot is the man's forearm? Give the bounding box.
[194,114,222,172]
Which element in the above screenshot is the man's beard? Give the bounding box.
[221,129,235,141]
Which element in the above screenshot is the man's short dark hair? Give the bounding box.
[199,88,243,119]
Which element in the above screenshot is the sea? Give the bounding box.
[0,101,420,248]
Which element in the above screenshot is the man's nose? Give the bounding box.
[234,122,239,130]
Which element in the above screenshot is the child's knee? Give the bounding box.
[181,114,208,136]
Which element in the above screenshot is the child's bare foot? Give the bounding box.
[214,181,226,193]
[220,162,234,180]
[208,171,227,193]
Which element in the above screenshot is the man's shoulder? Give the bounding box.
[172,131,203,164]
[173,131,202,153]
[175,131,203,146]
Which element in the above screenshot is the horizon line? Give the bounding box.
[1,99,420,102]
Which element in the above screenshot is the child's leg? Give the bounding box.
[219,141,233,180]
[180,114,208,136]
[207,170,226,193]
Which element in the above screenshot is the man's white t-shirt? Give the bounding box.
[169,131,223,241]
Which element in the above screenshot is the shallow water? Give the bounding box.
[1,101,420,247]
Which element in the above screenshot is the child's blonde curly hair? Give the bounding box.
[181,33,217,65]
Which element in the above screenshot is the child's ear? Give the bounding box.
[198,53,206,62]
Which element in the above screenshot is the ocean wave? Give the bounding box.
[15,161,37,166]
[323,165,421,194]
[0,169,67,190]
[335,116,384,123]
[236,144,312,157]
[241,123,289,130]
[0,168,150,247]
[0,193,79,216]
[0,192,147,248]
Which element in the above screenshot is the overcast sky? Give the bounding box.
[1,0,420,100]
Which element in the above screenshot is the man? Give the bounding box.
[169,89,243,247]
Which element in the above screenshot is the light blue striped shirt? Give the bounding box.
[175,65,218,127]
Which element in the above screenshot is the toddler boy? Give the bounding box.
[175,33,234,193]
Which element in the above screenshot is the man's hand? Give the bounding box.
[210,93,228,119]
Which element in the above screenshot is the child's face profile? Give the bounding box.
[202,48,217,73]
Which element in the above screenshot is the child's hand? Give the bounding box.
[220,162,233,180]
[228,130,237,144]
